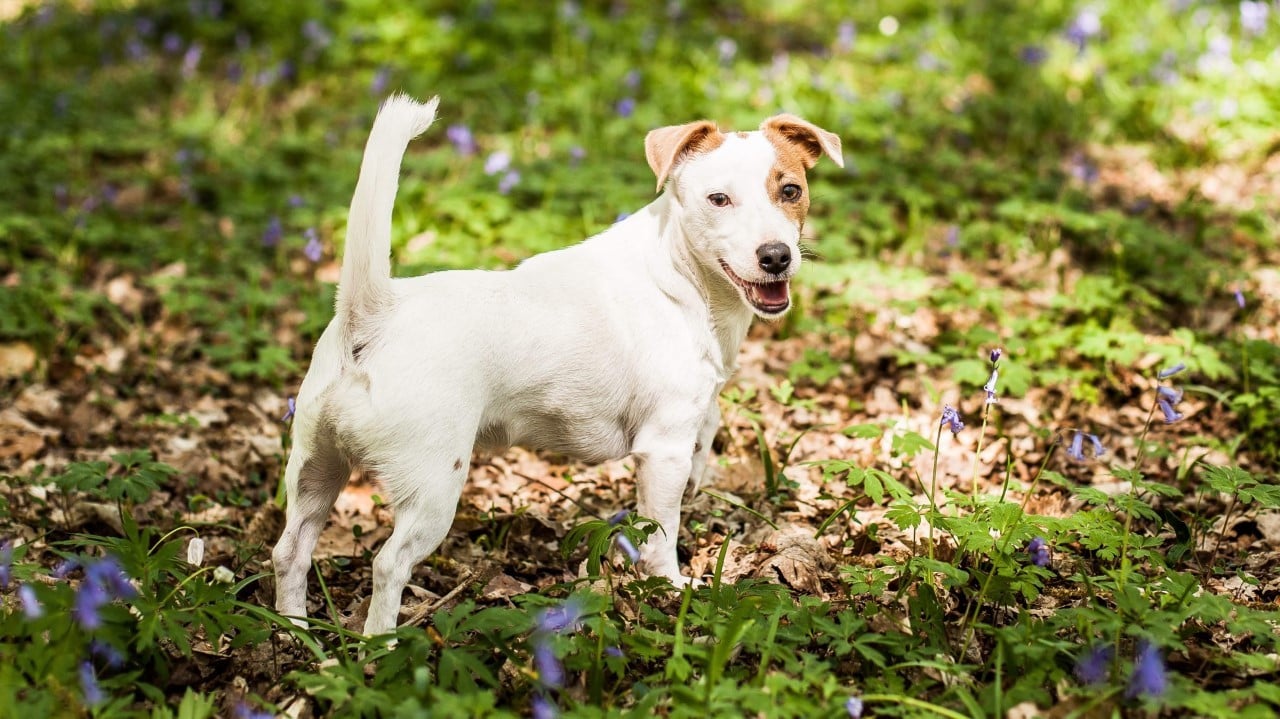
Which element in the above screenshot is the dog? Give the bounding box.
[271,94,842,636]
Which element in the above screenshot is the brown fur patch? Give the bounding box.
[762,127,812,226]
[644,121,726,192]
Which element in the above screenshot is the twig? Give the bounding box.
[405,562,499,627]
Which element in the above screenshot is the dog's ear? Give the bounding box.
[760,115,844,169]
[645,120,722,193]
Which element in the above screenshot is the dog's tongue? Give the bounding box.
[756,280,789,304]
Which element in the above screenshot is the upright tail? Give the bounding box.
[336,93,439,344]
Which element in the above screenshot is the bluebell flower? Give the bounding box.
[1158,363,1186,379]
[537,598,584,635]
[1026,537,1051,567]
[939,405,964,435]
[19,585,42,619]
[162,32,183,54]
[1074,643,1113,686]
[80,661,104,705]
[608,510,630,525]
[86,557,135,600]
[836,20,856,52]
[1157,386,1183,404]
[446,125,477,156]
[282,396,296,422]
[287,194,305,208]
[531,694,557,719]
[53,558,80,579]
[234,702,276,719]
[1086,433,1106,458]
[301,20,332,51]
[303,228,323,262]
[1066,431,1087,462]
[498,170,521,195]
[262,216,283,248]
[484,151,511,175]
[0,540,11,587]
[604,646,624,658]
[616,535,640,563]
[717,37,738,64]
[533,642,564,689]
[623,70,641,90]
[1125,641,1168,699]
[74,581,108,629]
[983,369,999,405]
[1234,289,1246,308]
[989,348,1002,365]
[1157,399,1183,424]
[90,639,125,669]
[568,146,586,165]
[615,97,636,118]
[1068,152,1099,184]
[845,696,864,718]
[1065,9,1102,51]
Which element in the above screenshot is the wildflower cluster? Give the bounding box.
[1066,430,1106,462]
[529,598,586,718]
[1074,640,1168,701]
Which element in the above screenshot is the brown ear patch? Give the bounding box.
[644,120,725,193]
[759,114,843,169]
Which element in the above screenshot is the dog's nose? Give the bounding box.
[756,242,791,274]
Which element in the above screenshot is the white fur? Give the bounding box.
[271,94,833,636]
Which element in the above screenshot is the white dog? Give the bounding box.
[272,94,842,636]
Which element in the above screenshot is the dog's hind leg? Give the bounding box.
[362,449,471,636]
[272,423,350,625]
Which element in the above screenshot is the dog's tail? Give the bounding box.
[336,93,439,343]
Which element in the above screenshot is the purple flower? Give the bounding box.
[1126,641,1168,699]
[80,661,104,705]
[1026,537,1051,567]
[74,581,107,629]
[1066,431,1087,462]
[983,369,999,405]
[1075,644,1113,686]
[989,348,1002,365]
[569,146,586,165]
[484,151,511,175]
[262,216,283,248]
[498,170,521,195]
[1019,45,1047,65]
[943,225,959,247]
[537,599,584,635]
[604,645,624,658]
[623,69,641,90]
[53,558,80,579]
[1086,433,1106,458]
[235,702,276,719]
[608,510,630,525]
[1158,399,1184,424]
[615,212,630,223]
[845,696,864,717]
[1157,386,1183,405]
[90,639,125,669]
[446,125,477,156]
[181,42,202,79]
[1158,363,1186,379]
[302,20,332,51]
[1240,1,1270,36]
[533,642,564,689]
[836,20,856,52]
[19,585,42,619]
[87,557,135,599]
[1068,152,1099,184]
[162,32,183,55]
[303,228,323,262]
[531,694,557,719]
[1234,289,1246,308]
[1066,9,1102,51]
[939,405,964,435]
[616,536,640,563]
[0,540,11,587]
[615,97,636,118]
[282,396,296,422]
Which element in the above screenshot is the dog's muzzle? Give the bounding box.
[719,260,791,315]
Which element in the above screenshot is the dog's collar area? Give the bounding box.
[718,259,791,315]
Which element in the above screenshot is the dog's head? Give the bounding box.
[645,114,842,318]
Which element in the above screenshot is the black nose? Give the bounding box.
[756,242,791,274]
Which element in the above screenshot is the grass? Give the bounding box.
[2,0,1279,717]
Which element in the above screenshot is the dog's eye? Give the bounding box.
[707,193,731,208]
[780,184,802,201]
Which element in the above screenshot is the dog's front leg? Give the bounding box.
[633,416,701,585]
[685,401,721,499]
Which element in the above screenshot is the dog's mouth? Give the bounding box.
[718,260,791,316]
